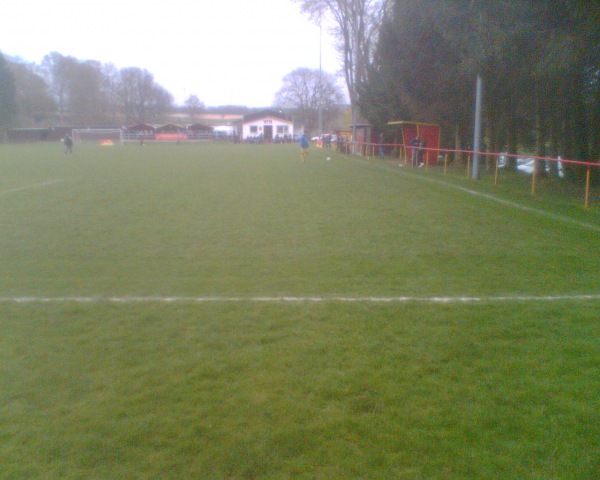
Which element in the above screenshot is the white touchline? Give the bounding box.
[0,179,66,195]
[422,176,600,233]
[354,157,600,233]
[1,294,599,304]
[445,183,600,233]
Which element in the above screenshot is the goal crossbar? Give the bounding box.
[71,128,123,145]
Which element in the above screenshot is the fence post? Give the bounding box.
[585,166,591,209]
[531,163,537,195]
[494,155,499,185]
[444,154,448,175]
[467,155,471,178]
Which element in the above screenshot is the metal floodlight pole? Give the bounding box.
[351,7,358,156]
[471,0,483,180]
[318,20,323,137]
[351,107,356,155]
[471,74,483,180]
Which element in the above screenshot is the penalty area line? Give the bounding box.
[1,294,599,304]
[0,179,67,196]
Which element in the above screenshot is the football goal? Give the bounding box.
[71,128,123,146]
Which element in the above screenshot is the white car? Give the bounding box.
[516,157,563,177]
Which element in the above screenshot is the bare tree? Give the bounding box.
[41,53,114,125]
[294,0,391,134]
[101,63,121,122]
[116,67,173,123]
[41,52,77,124]
[147,85,173,121]
[68,60,108,125]
[184,94,205,120]
[274,67,344,133]
[8,59,56,125]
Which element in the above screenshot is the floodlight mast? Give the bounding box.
[351,7,358,156]
[472,74,483,180]
[471,0,483,180]
[318,19,323,137]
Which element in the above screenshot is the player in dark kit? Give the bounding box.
[63,134,73,154]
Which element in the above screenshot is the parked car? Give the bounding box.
[516,157,563,177]
[311,134,337,145]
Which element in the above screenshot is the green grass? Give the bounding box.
[1,143,599,479]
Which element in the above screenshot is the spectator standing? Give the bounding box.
[418,136,427,167]
[410,135,420,166]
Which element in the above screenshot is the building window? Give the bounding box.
[277,125,289,134]
[250,126,258,134]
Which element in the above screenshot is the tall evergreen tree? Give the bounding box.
[361,0,473,148]
[528,0,600,177]
[363,0,600,176]
[0,52,18,133]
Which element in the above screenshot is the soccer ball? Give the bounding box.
[326,157,331,161]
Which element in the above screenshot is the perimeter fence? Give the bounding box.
[356,141,600,209]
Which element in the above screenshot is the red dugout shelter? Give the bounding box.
[388,121,441,165]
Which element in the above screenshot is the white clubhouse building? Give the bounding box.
[240,110,294,142]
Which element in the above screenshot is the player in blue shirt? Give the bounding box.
[299,130,309,163]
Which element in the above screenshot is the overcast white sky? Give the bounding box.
[1,0,342,107]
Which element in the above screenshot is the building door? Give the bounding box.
[264,125,273,142]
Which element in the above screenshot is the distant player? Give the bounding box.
[378,132,385,160]
[63,134,73,154]
[410,135,419,167]
[418,136,427,167]
[299,129,309,163]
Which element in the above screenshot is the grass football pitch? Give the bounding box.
[1,142,599,478]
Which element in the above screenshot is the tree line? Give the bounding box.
[0,50,347,135]
[296,0,599,179]
[0,51,175,128]
[359,0,600,175]
[3,0,599,176]
[274,68,346,133]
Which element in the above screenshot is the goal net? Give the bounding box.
[71,128,123,146]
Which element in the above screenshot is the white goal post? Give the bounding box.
[71,128,123,145]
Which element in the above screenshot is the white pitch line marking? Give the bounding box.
[1,294,599,304]
[0,179,66,196]
[422,176,600,233]
[354,157,600,233]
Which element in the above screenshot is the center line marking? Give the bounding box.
[1,294,599,304]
